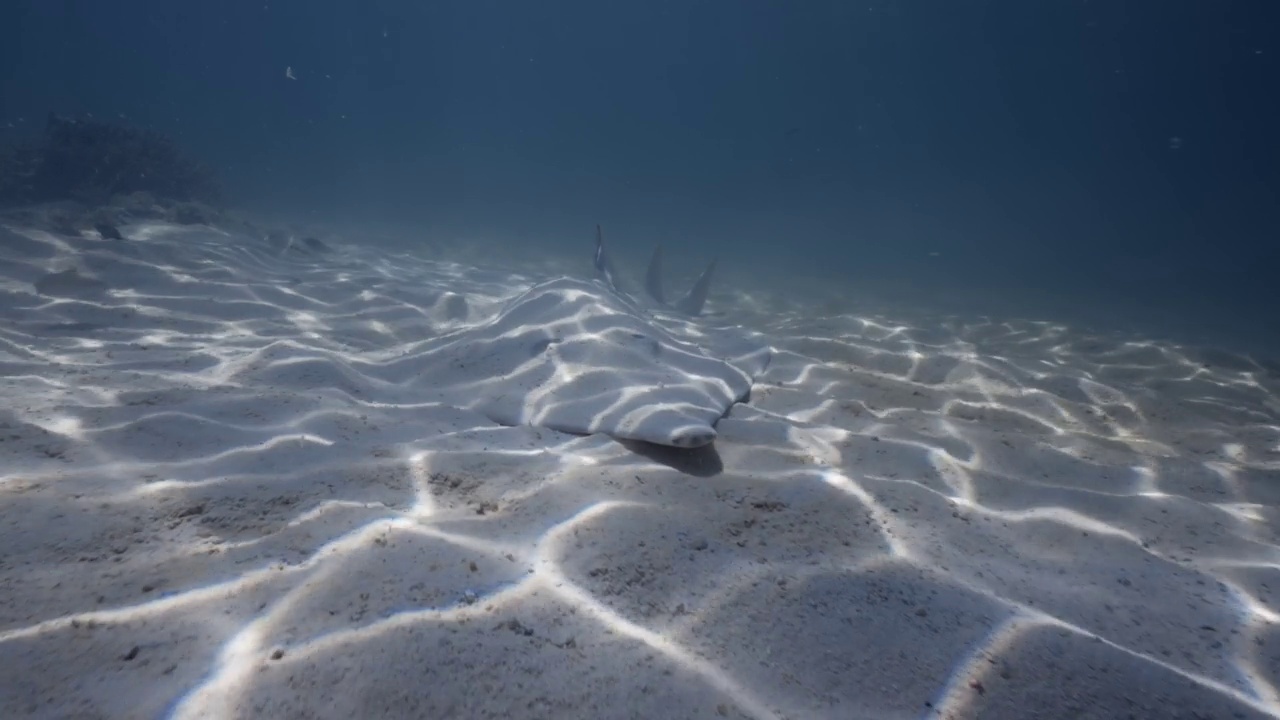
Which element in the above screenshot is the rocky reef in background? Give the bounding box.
[0,113,226,232]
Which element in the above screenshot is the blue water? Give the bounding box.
[2,0,1277,353]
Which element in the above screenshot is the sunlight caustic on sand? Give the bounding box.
[1,220,1279,719]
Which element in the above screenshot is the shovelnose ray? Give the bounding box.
[231,223,771,450]
[594,224,717,316]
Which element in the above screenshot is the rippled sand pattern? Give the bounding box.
[2,221,1279,719]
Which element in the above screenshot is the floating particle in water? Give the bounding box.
[1168,136,1183,150]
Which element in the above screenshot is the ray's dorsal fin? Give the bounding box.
[644,245,666,305]
[674,258,716,316]
[593,224,714,316]
[593,224,620,292]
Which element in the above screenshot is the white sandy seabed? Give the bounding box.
[1,219,1280,720]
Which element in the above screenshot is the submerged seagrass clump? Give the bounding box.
[0,113,220,207]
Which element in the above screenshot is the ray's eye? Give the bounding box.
[530,338,558,356]
[626,333,661,357]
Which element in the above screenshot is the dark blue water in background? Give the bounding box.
[2,1,1277,353]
